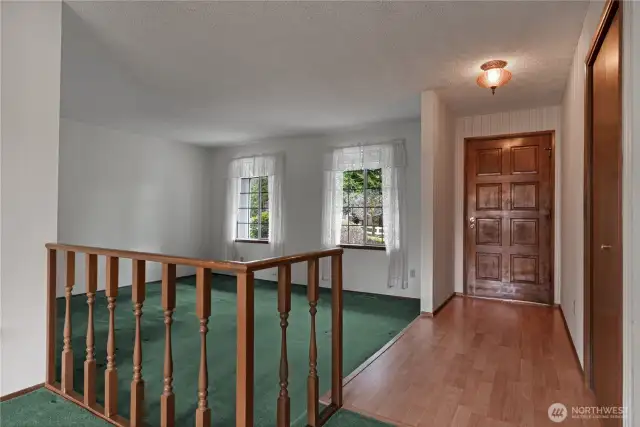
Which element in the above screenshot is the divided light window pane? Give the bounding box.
[237,176,269,241]
[341,169,385,247]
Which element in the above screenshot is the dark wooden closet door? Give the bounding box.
[589,6,622,426]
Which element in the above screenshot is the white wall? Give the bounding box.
[559,0,605,366]
[0,0,3,386]
[57,119,210,296]
[453,106,563,304]
[0,0,62,396]
[209,119,421,299]
[420,91,455,312]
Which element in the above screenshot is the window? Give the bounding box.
[340,168,384,247]
[237,176,269,241]
[323,142,407,286]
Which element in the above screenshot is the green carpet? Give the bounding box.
[290,408,394,427]
[322,410,394,427]
[3,274,417,426]
[0,389,111,426]
[0,389,393,427]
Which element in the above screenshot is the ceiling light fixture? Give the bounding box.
[477,60,512,95]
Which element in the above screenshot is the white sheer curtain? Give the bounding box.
[322,140,408,288]
[224,153,285,260]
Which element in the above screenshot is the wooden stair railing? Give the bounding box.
[44,243,344,427]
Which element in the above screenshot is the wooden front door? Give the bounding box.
[465,133,553,304]
[586,2,622,423]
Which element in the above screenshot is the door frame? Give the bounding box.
[584,0,622,388]
[462,130,556,304]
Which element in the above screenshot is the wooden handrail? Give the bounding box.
[243,248,343,272]
[44,243,344,427]
[45,243,248,272]
[45,243,343,273]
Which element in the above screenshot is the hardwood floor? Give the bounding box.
[340,296,600,427]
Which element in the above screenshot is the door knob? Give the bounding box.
[600,244,612,250]
[469,217,476,229]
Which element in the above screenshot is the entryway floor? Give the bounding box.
[337,296,601,427]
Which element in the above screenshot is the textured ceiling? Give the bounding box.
[61,1,589,145]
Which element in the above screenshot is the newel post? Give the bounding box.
[46,248,57,385]
[307,259,320,426]
[331,254,343,408]
[236,270,255,427]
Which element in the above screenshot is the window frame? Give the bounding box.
[235,176,270,243]
[339,168,386,250]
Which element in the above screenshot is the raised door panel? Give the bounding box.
[511,146,539,174]
[476,184,502,210]
[476,218,502,246]
[511,182,538,210]
[510,255,538,284]
[476,148,502,176]
[476,253,501,281]
[511,219,538,246]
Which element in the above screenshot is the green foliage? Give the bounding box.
[366,168,382,191]
[343,170,365,193]
[343,168,382,193]
[343,169,382,220]
[249,177,269,211]
[249,211,269,239]
[367,234,385,244]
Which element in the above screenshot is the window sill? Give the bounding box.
[339,244,386,251]
[235,239,270,244]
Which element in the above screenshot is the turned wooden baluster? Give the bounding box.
[105,256,119,417]
[84,254,98,406]
[331,255,343,408]
[161,264,176,427]
[130,260,146,427]
[61,251,75,393]
[195,268,212,427]
[276,264,292,427]
[307,259,320,426]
